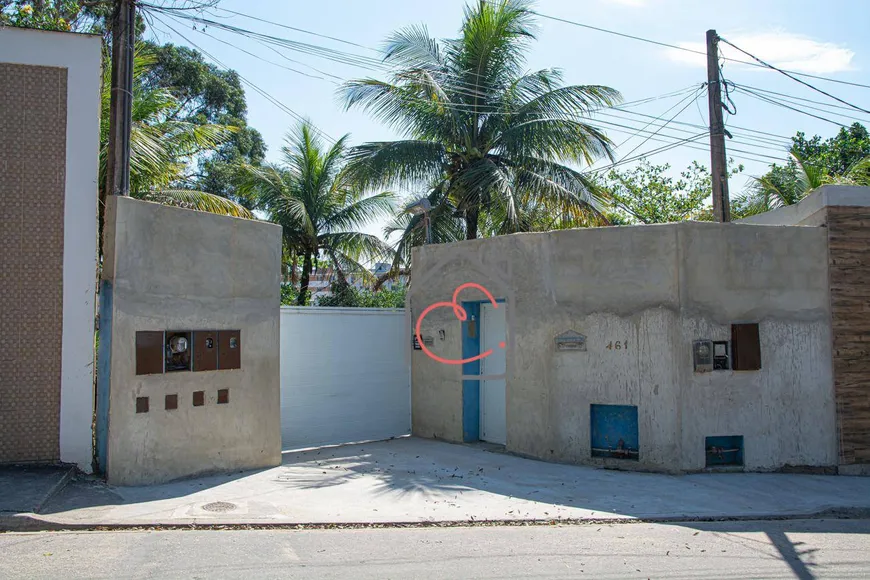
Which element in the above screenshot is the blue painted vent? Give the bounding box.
[705,435,744,467]
[590,404,639,460]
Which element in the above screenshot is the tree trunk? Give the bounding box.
[298,252,313,306]
[465,207,479,240]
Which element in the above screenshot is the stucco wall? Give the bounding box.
[0,28,101,471]
[409,221,836,472]
[102,196,282,485]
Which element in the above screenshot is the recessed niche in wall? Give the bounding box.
[135,397,149,414]
[217,388,229,405]
[705,435,744,467]
[590,404,639,460]
[165,394,178,411]
[165,331,192,372]
[192,391,205,407]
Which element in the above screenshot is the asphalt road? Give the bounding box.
[1,519,868,579]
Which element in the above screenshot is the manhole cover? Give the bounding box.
[201,501,237,513]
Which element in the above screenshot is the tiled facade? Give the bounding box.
[827,205,870,465]
[0,63,68,463]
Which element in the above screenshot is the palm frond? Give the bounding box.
[141,190,254,218]
[344,140,449,190]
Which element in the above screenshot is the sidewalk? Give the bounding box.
[3,437,870,530]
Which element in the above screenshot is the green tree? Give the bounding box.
[0,1,112,32]
[98,46,252,217]
[736,123,870,217]
[143,42,267,205]
[316,281,407,308]
[341,0,620,242]
[603,160,743,224]
[238,120,395,305]
[735,149,870,218]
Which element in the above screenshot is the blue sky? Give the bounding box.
[147,0,870,239]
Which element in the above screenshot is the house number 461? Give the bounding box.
[606,340,628,351]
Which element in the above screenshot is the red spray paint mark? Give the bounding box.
[415,282,506,365]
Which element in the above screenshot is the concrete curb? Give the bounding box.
[3,507,870,533]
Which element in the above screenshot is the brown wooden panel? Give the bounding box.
[731,323,761,371]
[165,394,178,410]
[217,389,229,404]
[135,331,164,375]
[192,330,218,372]
[192,391,205,407]
[135,397,149,414]
[218,330,241,370]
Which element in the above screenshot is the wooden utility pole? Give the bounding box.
[104,0,136,198]
[706,29,731,222]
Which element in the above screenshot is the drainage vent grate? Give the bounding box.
[201,501,237,513]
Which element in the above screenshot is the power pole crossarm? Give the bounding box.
[706,29,731,223]
[104,0,136,199]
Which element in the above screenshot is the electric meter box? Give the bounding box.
[693,339,714,373]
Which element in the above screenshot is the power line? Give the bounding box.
[718,36,870,114]
[612,88,703,162]
[731,84,870,124]
[195,27,329,80]
[584,133,709,176]
[148,6,789,174]
[153,12,338,143]
[735,86,848,128]
[600,104,791,148]
[588,120,783,164]
[735,84,870,115]
[528,4,870,90]
[206,5,379,53]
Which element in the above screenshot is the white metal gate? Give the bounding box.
[279,307,411,450]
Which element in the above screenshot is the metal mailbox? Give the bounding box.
[218,330,241,370]
[193,330,218,372]
[135,331,164,375]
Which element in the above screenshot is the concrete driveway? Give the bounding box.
[9,437,870,529]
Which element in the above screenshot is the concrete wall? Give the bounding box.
[409,221,836,472]
[738,185,870,227]
[0,28,101,471]
[280,307,410,450]
[101,196,282,485]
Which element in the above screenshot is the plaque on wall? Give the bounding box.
[555,330,587,351]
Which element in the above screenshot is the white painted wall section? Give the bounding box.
[280,307,411,450]
[0,28,102,472]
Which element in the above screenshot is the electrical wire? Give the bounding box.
[731,84,870,124]
[584,132,709,176]
[611,88,704,162]
[735,86,848,128]
[601,109,790,149]
[587,120,784,164]
[205,5,379,53]
[147,5,791,178]
[526,4,870,90]
[153,12,338,143]
[735,84,870,115]
[718,36,870,114]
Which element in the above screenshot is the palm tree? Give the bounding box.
[238,121,395,305]
[736,149,870,217]
[341,0,620,242]
[98,45,252,218]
